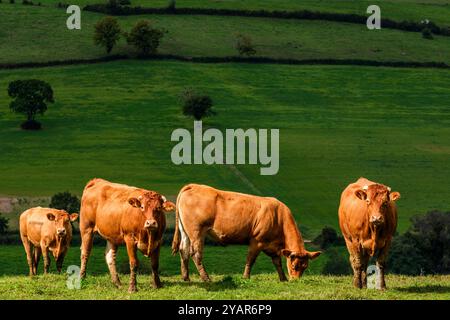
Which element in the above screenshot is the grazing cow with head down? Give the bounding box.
[338,177,400,289]
[20,207,78,276]
[172,184,321,282]
[79,178,175,293]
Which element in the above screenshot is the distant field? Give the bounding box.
[1,4,450,65]
[37,0,450,26]
[1,245,449,299]
[0,61,449,234]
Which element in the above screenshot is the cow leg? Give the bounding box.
[33,246,42,275]
[243,242,261,279]
[271,255,288,282]
[350,253,363,289]
[179,229,191,282]
[80,227,94,279]
[180,245,190,282]
[190,232,210,282]
[56,253,66,274]
[376,245,390,290]
[42,245,51,274]
[125,237,139,293]
[105,241,121,288]
[150,246,162,289]
[21,236,34,277]
[360,253,370,289]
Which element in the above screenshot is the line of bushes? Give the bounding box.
[83,4,450,37]
[2,54,449,71]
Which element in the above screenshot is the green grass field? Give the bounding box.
[1,61,449,235]
[0,245,449,299]
[37,0,450,26]
[0,0,449,300]
[1,4,450,64]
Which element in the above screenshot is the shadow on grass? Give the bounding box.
[394,285,450,294]
[162,275,240,292]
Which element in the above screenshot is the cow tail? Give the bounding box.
[171,188,184,255]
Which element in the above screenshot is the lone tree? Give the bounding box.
[0,214,9,235]
[126,20,164,56]
[8,79,54,130]
[49,191,81,213]
[313,226,344,249]
[235,33,256,56]
[180,88,215,121]
[94,16,121,54]
[167,0,176,10]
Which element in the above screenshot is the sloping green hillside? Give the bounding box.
[1,61,449,235]
[1,4,450,64]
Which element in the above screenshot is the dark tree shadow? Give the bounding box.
[394,285,450,294]
[161,275,239,292]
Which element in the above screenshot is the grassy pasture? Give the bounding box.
[0,61,449,235]
[0,245,449,299]
[1,4,450,65]
[36,0,450,26]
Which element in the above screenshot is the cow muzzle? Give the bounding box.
[57,228,66,237]
[144,220,158,230]
[370,215,384,226]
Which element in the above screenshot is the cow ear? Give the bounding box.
[46,213,56,221]
[281,249,291,257]
[307,251,322,260]
[162,201,176,212]
[390,191,401,202]
[69,213,79,222]
[128,197,141,208]
[355,189,367,200]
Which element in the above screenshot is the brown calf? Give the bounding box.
[19,207,78,275]
[79,178,175,293]
[172,184,321,282]
[338,177,400,289]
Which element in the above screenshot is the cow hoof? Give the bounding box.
[153,283,162,289]
[280,278,288,282]
[113,281,122,289]
[128,287,138,293]
[182,277,190,282]
[242,274,250,279]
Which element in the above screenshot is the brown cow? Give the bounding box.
[79,178,175,293]
[19,207,78,276]
[172,184,321,282]
[338,177,400,290]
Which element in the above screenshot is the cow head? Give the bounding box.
[128,192,176,231]
[46,210,79,238]
[281,249,321,278]
[354,184,401,226]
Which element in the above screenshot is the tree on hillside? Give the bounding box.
[126,20,165,56]
[180,88,216,121]
[8,79,54,130]
[0,214,9,235]
[235,33,256,57]
[94,16,121,54]
[313,226,344,249]
[388,210,450,275]
[49,191,80,213]
[167,0,176,10]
